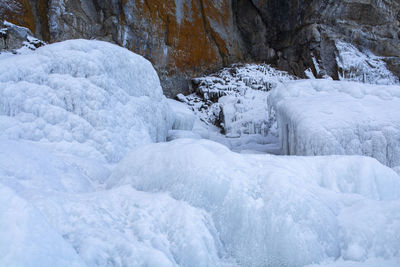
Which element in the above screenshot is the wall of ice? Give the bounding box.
[269,79,400,168]
[0,39,173,162]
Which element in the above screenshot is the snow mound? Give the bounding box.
[108,139,400,267]
[269,79,400,168]
[0,39,173,162]
[0,183,85,267]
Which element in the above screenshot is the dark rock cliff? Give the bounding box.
[1,0,399,95]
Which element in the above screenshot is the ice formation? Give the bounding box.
[0,39,173,162]
[0,33,399,267]
[269,79,400,168]
[108,139,400,267]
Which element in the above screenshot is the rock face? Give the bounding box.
[0,20,45,51]
[1,0,400,95]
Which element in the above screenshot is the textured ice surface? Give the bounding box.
[0,39,173,162]
[35,186,228,267]
[0,182,85,267]
[0,139,235,267]
[108,139,400,267]
[269,79,400,167]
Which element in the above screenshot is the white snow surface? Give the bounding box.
[269,79,400,168]
[0,39,173,162]
[108,139,400,267]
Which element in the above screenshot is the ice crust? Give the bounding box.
[0,39,173,162]
[269,79,400,167]
[108,139,400,267]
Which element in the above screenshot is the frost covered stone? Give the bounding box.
[336,41,399,85]
[0,39,173,162]
[269,79,400,168]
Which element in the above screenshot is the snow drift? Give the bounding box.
[108,139,400,267]
[269,79,400,168]
[0,39,173,162]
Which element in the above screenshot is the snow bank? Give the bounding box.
[269,79,400,168]
[108,139,400,267]
[0,39,173,162]
[189,64,294,137]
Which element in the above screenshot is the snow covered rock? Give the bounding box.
[0,21,45,52]
[178,64,293,152]
[336,41,399,85]
[269,79,400,168]
[107,139,400,267]
[0,39,173,162]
